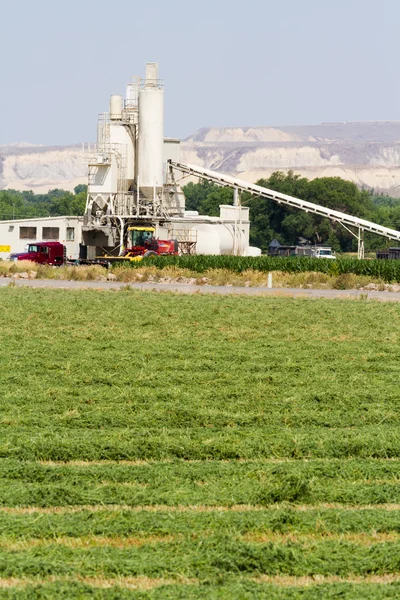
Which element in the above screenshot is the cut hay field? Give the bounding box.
[1,288,400,598]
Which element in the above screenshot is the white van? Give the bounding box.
[311,247,336,260]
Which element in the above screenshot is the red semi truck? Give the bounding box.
[8,242,66,265]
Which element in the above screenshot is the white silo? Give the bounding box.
[137,62,164,199]
[108,95,136,188]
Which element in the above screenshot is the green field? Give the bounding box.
[1,288,400,598]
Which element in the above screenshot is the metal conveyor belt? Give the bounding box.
[169,161,400,258]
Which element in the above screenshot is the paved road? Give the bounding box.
[2,277,400,301]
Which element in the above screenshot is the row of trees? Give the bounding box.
[0,186,87,221]
[183,172,400,252]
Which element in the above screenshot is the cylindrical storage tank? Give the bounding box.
[110,95,122,120]
[192,225,221,255]
[246,246,262,257]
[138,87,164,199]
[109,122,135,186]
[216,225,235,254]
[190,224,235,255]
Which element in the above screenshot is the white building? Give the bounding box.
[0,216,83,260]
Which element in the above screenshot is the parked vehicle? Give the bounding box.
[376,248,400,260]
[101,226,178,264]
[311,247,336,259]
[268,240,336,259]
[8,242,66,265]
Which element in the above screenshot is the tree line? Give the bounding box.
[0,186,87,221]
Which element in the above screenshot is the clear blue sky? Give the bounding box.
[1,0,399,145]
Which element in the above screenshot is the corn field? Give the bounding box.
[121,255,400,283]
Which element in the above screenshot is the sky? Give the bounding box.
[1,0,400,145]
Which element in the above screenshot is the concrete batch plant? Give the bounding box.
[82,62,259,259]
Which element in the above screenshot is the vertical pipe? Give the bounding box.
[136,176,140,217]
[358,228,365,260]
[118,217,125,255]
[97,122,103,148]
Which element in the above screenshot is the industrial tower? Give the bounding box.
[83,63,254,258]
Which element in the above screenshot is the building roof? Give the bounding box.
[0,216,83,225]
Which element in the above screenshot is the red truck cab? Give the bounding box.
[9,242,66,266]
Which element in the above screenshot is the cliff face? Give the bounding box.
[180,123,400,196]
[2,122,400,195]
[0,144,87,193]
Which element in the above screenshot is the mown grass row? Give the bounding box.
[122,254,400,282]
[2,426,400,461]
[5,457,400,482]
[3,506,400,537]
[4,540,400,577]
[2,477,400,507]
[3,458,400,506]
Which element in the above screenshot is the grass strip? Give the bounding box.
[4,427,400,461]
[5,507,400,551]
[5,457,400,480]
[2,532,400,551]
[4,540,400,578]
[3,459,400,505]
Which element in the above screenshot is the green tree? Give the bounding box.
[74,184,87,195]
[183,180,233,216]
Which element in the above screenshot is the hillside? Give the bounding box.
[2,121,400,195]
[0,143,87,193]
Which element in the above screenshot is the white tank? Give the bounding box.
[110,95,122,120]
[247,246,262,257]
[109,121,135,186]
[138,86,164,199]
[191,224,235,255]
